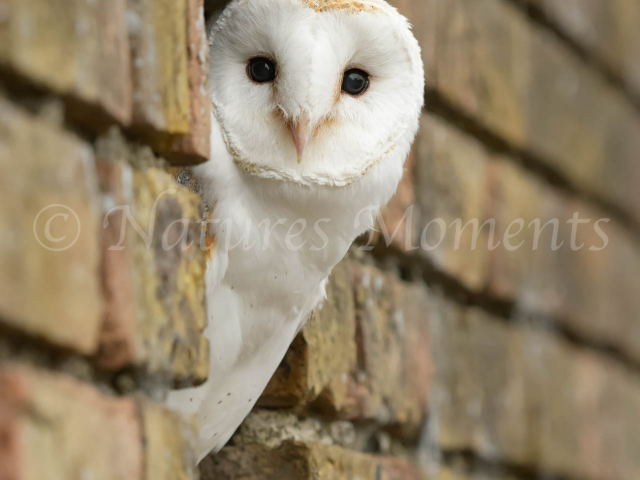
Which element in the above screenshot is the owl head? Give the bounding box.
[209,0,424,188]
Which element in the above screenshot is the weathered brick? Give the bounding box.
[414,114,491,291]
[489,158,640,363]
[259,259,358,411]
[127,0,191,147]
[162,0,211,165]
[0,97,103,355]
[429,303,640,480]
[376,151,418,253]
[260,259,431,433]
[414,113,640,365]
[0,364,142,480]
[487,157,569,310]
[558,200,640,363]
[350,263,430,431]
[404,0,640,225]
[201,442,425,480]
[140,401,199,480]
[96,154,208,387]
[0,0,132,127]
[435,458,522,480]
[518,0,640,100]
[525,26,640,221]
[432,0,529,145]
[230,410,357,451]
[97,160,138,370]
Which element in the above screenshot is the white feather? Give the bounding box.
[166,0,424,462]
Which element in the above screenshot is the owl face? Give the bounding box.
[209,0,424,187]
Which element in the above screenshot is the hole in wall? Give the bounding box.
[205,0,232,22]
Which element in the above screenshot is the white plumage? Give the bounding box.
[167,0,424,462]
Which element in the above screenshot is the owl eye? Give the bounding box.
[342,69,370,96]
[247,57,276,83]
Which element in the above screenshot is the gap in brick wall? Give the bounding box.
[423,88,640,239]
[0,75,108,148]
[0,69,177,165]
[0,319,154,398]
[0,327,125,394]
[503,0,640,112]
[439,449,570,480]
[369,244,640,379]
[205,0,231,21]
[0,71,132,146]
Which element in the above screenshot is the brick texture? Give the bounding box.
[200,442,426,480]
[96,157,209,387]
[350,263,431,431]
[415,113,640,365]
[259,259,358,412]
[518,0,640,100]
[162,0,211,165]
[435,459,521,480]
[127,0,191,150]
[0,0,132,127]
[429,302,640,480]
[0,97,103,355]
[0,365,142,480]
[2,1,640,480]
[399,0,640,226]
[260,258,431,434]
[376,152,419,253]
[140,402,199,480]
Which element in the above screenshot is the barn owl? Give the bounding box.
[167,0,424,462]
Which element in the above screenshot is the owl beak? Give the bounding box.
[289,117,311,164]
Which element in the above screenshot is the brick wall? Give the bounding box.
[0,0,210,478]
[1,1,639,480]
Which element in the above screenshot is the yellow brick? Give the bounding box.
[128,0,191,136]
[403,0,640,225]
[520,0,640,99]
[96,153,208,387]
[0,0,132,125]
[140,402,199,480]
[201,442,425,480]
[0,97,102,354]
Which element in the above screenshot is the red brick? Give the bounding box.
[96,160,138,370]
[0,97,103,355]
[0,364,142,480]
[0,0,132,127]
